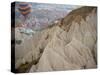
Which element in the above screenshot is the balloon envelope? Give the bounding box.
[18,2,32,16]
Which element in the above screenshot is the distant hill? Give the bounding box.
[15,7,69,30]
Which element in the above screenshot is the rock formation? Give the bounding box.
[15,6,97,73]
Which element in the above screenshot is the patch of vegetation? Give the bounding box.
[15,40,22,45]
[15,57,41,73]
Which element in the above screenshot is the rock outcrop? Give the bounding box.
[15,6,97,72]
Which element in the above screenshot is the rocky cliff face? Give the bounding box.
[15,6,97,72]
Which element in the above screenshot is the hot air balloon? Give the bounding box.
[18,2,32,18]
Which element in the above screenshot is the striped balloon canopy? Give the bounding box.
[18,2,32,17]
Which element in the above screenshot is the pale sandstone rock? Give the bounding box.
[34,7,97,72]
[15,7,97,72]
